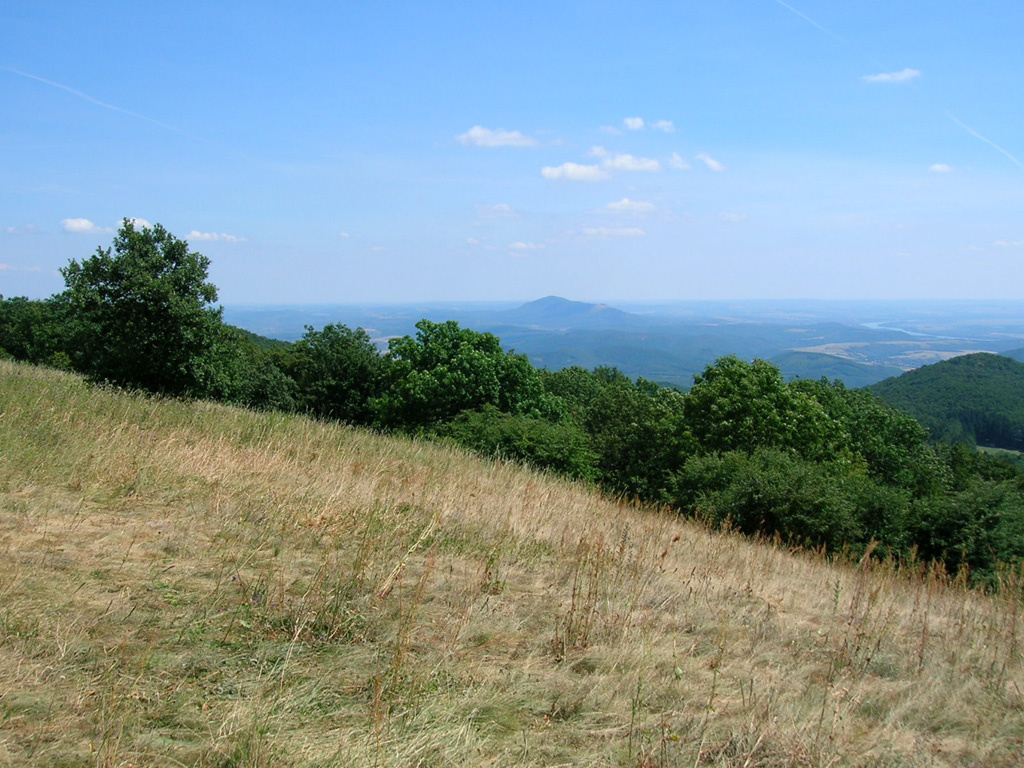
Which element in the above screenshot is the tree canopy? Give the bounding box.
[371,319,553,429]
[58,219,223,396]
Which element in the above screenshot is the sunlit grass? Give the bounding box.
[1,358,1022,766]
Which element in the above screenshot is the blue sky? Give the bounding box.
[2,1,1022,304]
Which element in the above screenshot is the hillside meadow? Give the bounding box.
[1,359,1022,767]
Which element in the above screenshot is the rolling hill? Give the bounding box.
[870,352,1024,449]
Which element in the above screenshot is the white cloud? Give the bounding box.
[456,125,538,148]
[599,125,623,135]
[61,218,113,234]
[624,117,645,131]
[929,163,953,173]
[652,120,676,133]
[669,152,691,171]
[994,239,1024,247]
[605,198,655,213]
[602,154,661,172]
[696,153,725,171]
[589,145,610,157]
[718,212,748,223]
[862,68,922,83]
[128,217,152,229]
[541,162,609,181]
[509,241,545,251]
[186,230,247,243]
[340,232,351,238]
[0,263,43,272]
[476,203,521,220]
[5,225,39,234]
[371,246,387,252]
[582,227,646,238]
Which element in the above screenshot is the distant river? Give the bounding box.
[860,322,966,341]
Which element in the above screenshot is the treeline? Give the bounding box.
[4,220,1024,583]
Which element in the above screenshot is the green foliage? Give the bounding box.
[0,295,70,368]
[210,325,297,412]
[434,405,598,481]
[684,356,841,460]
[910,476,1024,580]
[287,323,385,425]
[582,377,688,500]
[58,220,223,396]
[870,353,1024,451]
[540,365,616,422]
[792,378,942,494]
[371,320,553,430]
[670,449,877,550]
[541,366,689,499]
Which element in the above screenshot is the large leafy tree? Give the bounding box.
[287,323,384,424]
[371,319,553,430]
[684,356,841,460]
[59,219,223,396]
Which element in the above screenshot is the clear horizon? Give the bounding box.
[3,1,1023,304]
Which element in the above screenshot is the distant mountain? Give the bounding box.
[223,299,1024,392]
[1003,348,1024,363]
[487,296,647,330]
[770,351,903,389]
[869,353,1024,449]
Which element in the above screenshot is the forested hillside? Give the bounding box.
[870,353,1024,450]
[5,221,1024,581]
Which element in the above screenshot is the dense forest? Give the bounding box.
[4,220,1024,582]
[871,352,1024,451]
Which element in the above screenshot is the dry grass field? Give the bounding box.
[1,359,1022,767]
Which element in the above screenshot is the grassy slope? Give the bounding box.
[1,360,1022,768]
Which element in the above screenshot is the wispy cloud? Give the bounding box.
[771,0,844,42]
[947,113,1024,170]
[4,67,190,135]
[186,230,247,243]
[582,227,646,238]
[696,153,725,172]
[652,120,676,133]
[718,212,748,223]
[994,239,1024,247]
[589,148,661,172]
[0,263,43,273]
[541,162,609,181]
[5,225,39,235]
[862,68,921,83]
[61,218,113,234]
[475,203,521,220]
[605,198,655,213]
[669,152,691,171]
[456,126,538,148]
[929,164,953,173]
[509,241,545,251]
[602,154,661,172]
[624,117,645,131]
